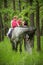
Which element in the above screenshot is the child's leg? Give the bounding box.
[7,28,12,37]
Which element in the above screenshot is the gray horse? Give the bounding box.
[8,26,36,53]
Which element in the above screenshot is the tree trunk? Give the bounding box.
[30,13,34,26]
[28,0,33,6]
[4,13,9,35]
[4,0,8,35]
[36,1,41,51]
[41,19,43,36]
[29,0,34,48]
[0,13,2,41]
[4,0,7,8]
[30,13,34,47]
[18,0,21,12]
[0,13,4,41]
[12,0,15,10]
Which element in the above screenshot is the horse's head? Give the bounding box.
[27,27,36,40]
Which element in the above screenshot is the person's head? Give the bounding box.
[18,18,22,21]
[13,16,18,20]
[17,18,23,25]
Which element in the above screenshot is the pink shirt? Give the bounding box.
[11,19,21,28]
[11,19,17,28]
[17,19,21,25]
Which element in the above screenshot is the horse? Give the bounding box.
[7,26,36,53]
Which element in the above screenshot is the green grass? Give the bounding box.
[0,36,43,65]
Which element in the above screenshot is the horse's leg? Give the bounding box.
[15,42,19,52]
[19,38,22,53]
[24,35,27,50]
[24,34,29,51]
[10,40,16,50]
[20,42,22,53]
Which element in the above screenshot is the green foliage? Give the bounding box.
[0,0,43,28]
[18,6,35,23]
[0,36,43,65]
[0,8,20,27]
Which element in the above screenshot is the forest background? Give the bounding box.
[0,0,43,65]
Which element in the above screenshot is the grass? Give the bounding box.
[0,36,43,65]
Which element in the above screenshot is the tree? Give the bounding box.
[18,0,21,12]
[41,19,43,36]
[0,13,4,41]
[28,0,33,6]
[0,1,4,41]
[4,0,8,8]
[29,0,34,48]
[4,0,9,35]
[12,0,15,10]
[36,0,41,51]
[30,13,34,47]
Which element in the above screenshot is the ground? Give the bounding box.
[0,36,43,65]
